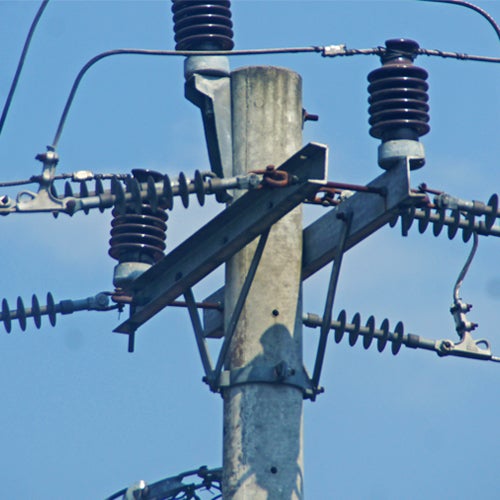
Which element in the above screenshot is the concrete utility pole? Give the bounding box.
[223,66,304,499]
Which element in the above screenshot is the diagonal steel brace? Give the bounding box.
[208,229,270,392]
[183,288,214,380]
[311,210,353,396]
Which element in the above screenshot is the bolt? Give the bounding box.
[272,309,279,317]
[303,109,319,122]
[66,199,76,214]
[95,293,109,308]
[441,340,453,351]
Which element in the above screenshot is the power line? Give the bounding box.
[0,0,50,137]
[49,44,499,150]
[418,0,500,40]
[418,48,500,62]
[2,0,498,148]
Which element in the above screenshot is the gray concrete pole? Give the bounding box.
[223,66,304,499]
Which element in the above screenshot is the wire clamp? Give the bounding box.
[322,44,347,57]
[35,146,59,182]
[436,332,493,361]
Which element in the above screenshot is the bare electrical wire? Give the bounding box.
[418,48,500,62]
[48,46,334,149]
[50,44,498,150]
[453,232,479,303]
[418,0,500,40]
[0,0,50,137]
[0,172,129,188]
[1,0,498,149]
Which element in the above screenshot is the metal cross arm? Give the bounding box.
[302,156,424,280]
[203,156,426,339]
[113,142,327,335]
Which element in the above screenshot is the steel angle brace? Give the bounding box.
[310,210,353,399]
[208,229,269,393]
[212,231,317,398]
[302,156,423,280]
[114,143,327,338]
[208,215,353,400]
[183,288,214,380]
[181,230,268,391]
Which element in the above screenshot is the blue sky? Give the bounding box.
[0,1,499,498]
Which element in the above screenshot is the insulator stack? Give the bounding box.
[368,39,429,170]
[0,292,110,333]
[110,170,208,214]
[393,193,500,241]
[159,170,208,210]
[172,0,234,50]
[109,209,167,263]
[304,311,498,362]
[368,39,429,141]
[46,170,214,216]
[304,310,415,356]
[109,170,168,288]
[1,293,57,333]
[63,177,106,214]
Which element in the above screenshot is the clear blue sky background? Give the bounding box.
[0,1,498,498]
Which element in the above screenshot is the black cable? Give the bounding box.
[0,0,498,149]
[418,48,500,62]
[50,44,498,150]
[453,232,479,303]
[0,0,50,137]
[49,46,334,149]
[51,48,197,149]
[418,0,500,40]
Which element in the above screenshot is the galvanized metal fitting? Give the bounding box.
[216,363,316,399]
[378,139,425,170]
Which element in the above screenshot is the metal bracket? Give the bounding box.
[218,363,317,400]
[184,288,214,380]
[183,233,316,398]
[303,156,424,279]
[201,155,422,337]
[435,332,495,361]
[185,73,233,183]
[310,210,353,398]
[207,228,270,392]
[8,148,70,214]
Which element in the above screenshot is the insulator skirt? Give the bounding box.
[109,208,167,264]
[172,1,234,50]
[368,64,430,140]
